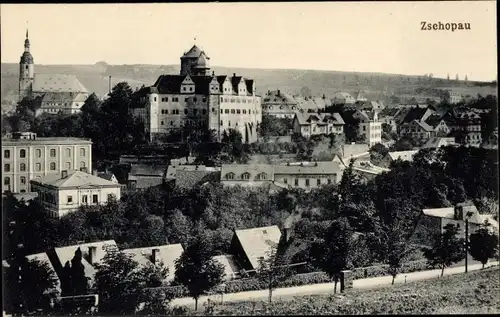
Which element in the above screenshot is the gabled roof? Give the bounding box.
[54,240,118,285]
[33,74,88,93]
[424,114,446,128]
[388,150,418,162]
[39,92,88,105]
[234,225,282,270]
[212,255,241,280]
[414,120,435,132]
[122,244,184,281]
[421,137,457,149]
[379,107,400,117]
[401,107,432,124]
[294,113,344,125]
[274,161,341,175]
[130,164,167,177]
[97,172,116,182]
[32,170,120,188]
[181,45,207,59]
[263,90,297,105]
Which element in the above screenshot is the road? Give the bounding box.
[170,261,499,309]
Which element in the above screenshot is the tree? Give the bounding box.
[94,247,168,314]
[221,129,249,164]
[256,242,293,303]
[174,235,225,311]
[469,223,499,268]
[312,217,353,293]
[423,224,465,277]
[4,256,60,315]
[61,247,89,296]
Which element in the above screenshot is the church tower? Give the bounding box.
[180,44,210,76]
[19,29,35,101]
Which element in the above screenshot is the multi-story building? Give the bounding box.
[136,44,262,143]
[292,113,345,138]
[353,110,382,147]
[261,90,330,119]
[443,107,482,146]
[18,30,89,114]
[2,132,92,193]
[331,92,355,105]
[30,170,121,218]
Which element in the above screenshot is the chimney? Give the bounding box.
[152,248,160,264]
[88,246,97,265]
[212,71,215,76]
[454,205,464,220]
[61,170,68,179]
[322,94,326,99]
[277,89,281,96]
[283,225,292,243]
[233,73,236,77]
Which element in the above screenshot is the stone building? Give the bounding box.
[136,44,262,143]
[18,30,89,115]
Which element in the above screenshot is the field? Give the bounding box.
[192,268,499,315]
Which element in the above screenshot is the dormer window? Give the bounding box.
[257,173,268,180]
[225,172,235,180]
[242,172,250,180]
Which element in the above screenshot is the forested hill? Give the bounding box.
[2,62,497,103]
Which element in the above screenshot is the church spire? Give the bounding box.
[24,27,30,52]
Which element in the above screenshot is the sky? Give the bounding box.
[1,2,497,81]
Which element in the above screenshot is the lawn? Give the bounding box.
[193,268,499,315]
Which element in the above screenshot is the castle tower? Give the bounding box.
[19,29,35,101]
[180,44,210,76]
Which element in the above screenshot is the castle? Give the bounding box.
[134,44,262,143]
[18,29,89,115]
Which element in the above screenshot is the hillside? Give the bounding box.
[190,268,499,315]
[2,62,497,105]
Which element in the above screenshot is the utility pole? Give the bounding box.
[465,218,469,273]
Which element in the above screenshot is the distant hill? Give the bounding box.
[2,62,497,105]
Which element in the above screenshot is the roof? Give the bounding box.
[212,255,241,280]
[134,176,164,189]
[130,164,167,177]
[263,90,297,105]
[332,92,355,101]
[175,169,220,189]
[13,192,38,202]
[39,92,88,106]
[33,74,88,93]
[97,172,117,182]
[31,170,120,189]
[401,107,432,124]
[274,161,341,175]
[2,137,92,146]
[54,240,118,284]
[294,113,344,125]
[414,120,435,132]
[234,225,282,270]
[151,75,254,96]
[122,244,184,281]
[181,45,208,59]
[388,150,418,162]
[221,164,275,181]
[421,137,457,149]
[425,114,446,128]
[25,252,61,292]
[379,107,400,117]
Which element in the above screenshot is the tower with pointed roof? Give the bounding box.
[180,44,210,76]
[19,29,35,101]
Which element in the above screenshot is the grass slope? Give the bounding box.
[194,268,499,315]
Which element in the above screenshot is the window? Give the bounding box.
[257,173,267,180]
[107,194,115,202]
[4,150,10,159]
[82,195,88,204]
[363,126,366,131]
[154,97,157,102]
[184,109,189,115]
[220,120,223,126]
[67,195,73,204]
[184,98,188,102]
[203,98,207,102]
[4,177,10,186]
[225,173,235,180]
[327,178,332,184]
[4,164,10,172]
[182,87,186,92]
[228,121,231,127]
[161,121,164,125]
[65,162,71,170]
[212,108,216,113]
[80,161,86,168]
[225,109,229,114]
[283,178,288,184]
[20,163,26,171]
[20,176,26,184]
[242,173,250,180]
[92,194,98,204]
[236,109,241,114]
[317,179,321,186]
[231,109,235,114]
[65,148,71,157]
[295,179,299,186]
[165,97,169,102]
[202,109,207,115]
[170,121,174,126]
[243,109,247,114]
[36,163,41,171]
[50,162,56,170]
[36,149,42,157]
[20,149,26,158]
[80,148,86,157]
[305,179,310,187]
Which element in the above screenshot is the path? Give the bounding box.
[170,261,499,308]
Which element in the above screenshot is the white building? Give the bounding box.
[353,110,382,147]
[2,132,92,194]
[292,113,345,138]
[30,170,121,218]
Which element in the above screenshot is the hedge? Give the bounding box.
[153,259,431,299]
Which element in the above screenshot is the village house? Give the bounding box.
[292,113,345,138]
[164,164,221,189]
[122,244,184,283]
[378,108,402,133]
[30,170,121,218]
[331,92,356,105]
[442,107,482,146]
[411,202,499,246]
[352,109,382,147]
[262,90,299,119]
[126,164,167,192]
